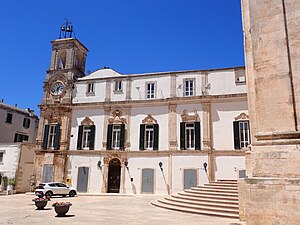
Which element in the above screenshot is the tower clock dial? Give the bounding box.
[50,82,65,96]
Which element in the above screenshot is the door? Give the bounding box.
[108,159,121,193]
[184,169,197,190]
[77,167,89,192]
[141,169,154,193]
[42,164,53,183]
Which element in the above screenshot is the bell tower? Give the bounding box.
[34,21,89,185]
[42,21,88,105]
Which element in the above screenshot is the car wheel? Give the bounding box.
[45,191,53,199]
[69,190,76,197]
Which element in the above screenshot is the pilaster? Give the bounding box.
[125,77,132,100]
[102,107,110,149]
[105,80,111,102]
[168,103,177,150]
[170,74,177,98]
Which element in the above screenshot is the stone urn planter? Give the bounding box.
[52,202,72,217]
[32,198,49,210]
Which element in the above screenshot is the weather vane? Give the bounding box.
[59,19,74,39]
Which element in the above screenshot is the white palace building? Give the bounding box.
[33,33,249,195]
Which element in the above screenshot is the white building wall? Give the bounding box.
[0,144,20,179]
[73,80,107,103]
[130,106,169,151]
[176,72,203,98]
[131,75,170,100]
[214,156,245,180]
[70,109,105,150]
[110,79,127,101]
[208,70,247,95]
[211,101,248,150]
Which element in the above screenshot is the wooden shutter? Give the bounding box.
[53,124,61,150]
[153,124,159,150]
[233,121,240,149]
[42,125,50,150]
[106,124,113,150]
[180,122,186,150]
[119,124,125,150]
[77,125,83,150]
[89,125,96,150]
[194,122,201,150]
[139,124,145,150]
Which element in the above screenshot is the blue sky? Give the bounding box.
[0,0,244,115]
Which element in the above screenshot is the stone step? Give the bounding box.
[191,187,238,194]
[164,196,239,210]
[184,189,238,198]
[205,183,238,188]
[201,184,238,190]
[178,191,239,201]
[151,201,240,219]
[171,194,238,205]
[216,180,238,184]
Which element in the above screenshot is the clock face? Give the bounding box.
[50,82,65,96]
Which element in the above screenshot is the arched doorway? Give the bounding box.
[108,158,121,193]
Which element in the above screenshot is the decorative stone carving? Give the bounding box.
[234,112,249,121]
[142,114,157,124]
[81,117,94,125]
[181,110,200,122]
[108,109,126,124]
[40,106,71,124]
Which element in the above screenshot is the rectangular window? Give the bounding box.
[0,152,4,163]
[23,118,31,129]
[185,123,195,149]
[146,82,155,99]
[185,79,194,96]
[6,113,13,123]
[14,133,29,142]
[82,126,91,149]
[114,80,122,92]
[145,125,154,149]
[233,120,250,149]
[112,125,121,149]
[239,121,250,148]
[87,83,95,94]
[48,125,57,148]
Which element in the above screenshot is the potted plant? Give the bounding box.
[7,178,16,194]
[52,202,72,216]
[32,197,50,210]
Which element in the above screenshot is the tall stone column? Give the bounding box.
[105,80,111,102]
[125,77,132,100]
[168,104,177,150]
[101,158,109,193]
[241,0,300,224]
[102,107,110,149]
[120,160,126,194]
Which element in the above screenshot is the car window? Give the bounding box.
[49,183,56,187]
[37,183,45,189]
[57,183,67,187]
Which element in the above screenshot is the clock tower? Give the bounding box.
[34,21,88,184]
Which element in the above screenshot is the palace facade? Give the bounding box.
[34,37,249,194]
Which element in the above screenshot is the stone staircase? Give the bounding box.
[151,180,239,219]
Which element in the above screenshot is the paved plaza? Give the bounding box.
[0,194,245,225]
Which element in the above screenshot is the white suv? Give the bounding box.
[35,182,77,198]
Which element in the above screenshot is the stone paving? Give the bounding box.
[0,194,245,225]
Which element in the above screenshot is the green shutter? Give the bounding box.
[180,122,186,150]
[194,122,201,150]
[120,124,125,150]
[106,124,113,150]
[89,125,96,150]
[42,125,50,150]
[77,125,83,150]
[139,124,145,150]
[53,124,61,150]
[233,121,240,149]
[153,124,159,150]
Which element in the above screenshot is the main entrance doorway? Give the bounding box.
[77,167,89,192]
[184,169,197,190]
[108,158,121,193]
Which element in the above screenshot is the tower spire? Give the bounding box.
[59,19,74,39]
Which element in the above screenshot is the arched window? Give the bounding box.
[106,109,126,150]
[77,117,95,150]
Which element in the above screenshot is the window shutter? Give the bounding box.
[139,124,145,150]
[153,124,159,150]
[53,124,61,150]
[180,122,186,150]
[89,125,96,150]
[233,121,240,149]
[42,125,50,150]
[194,122,201,150]
[248,121,251,146]
[77,125,83,150]
[106,124,113,150]
[120,124,125,150]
